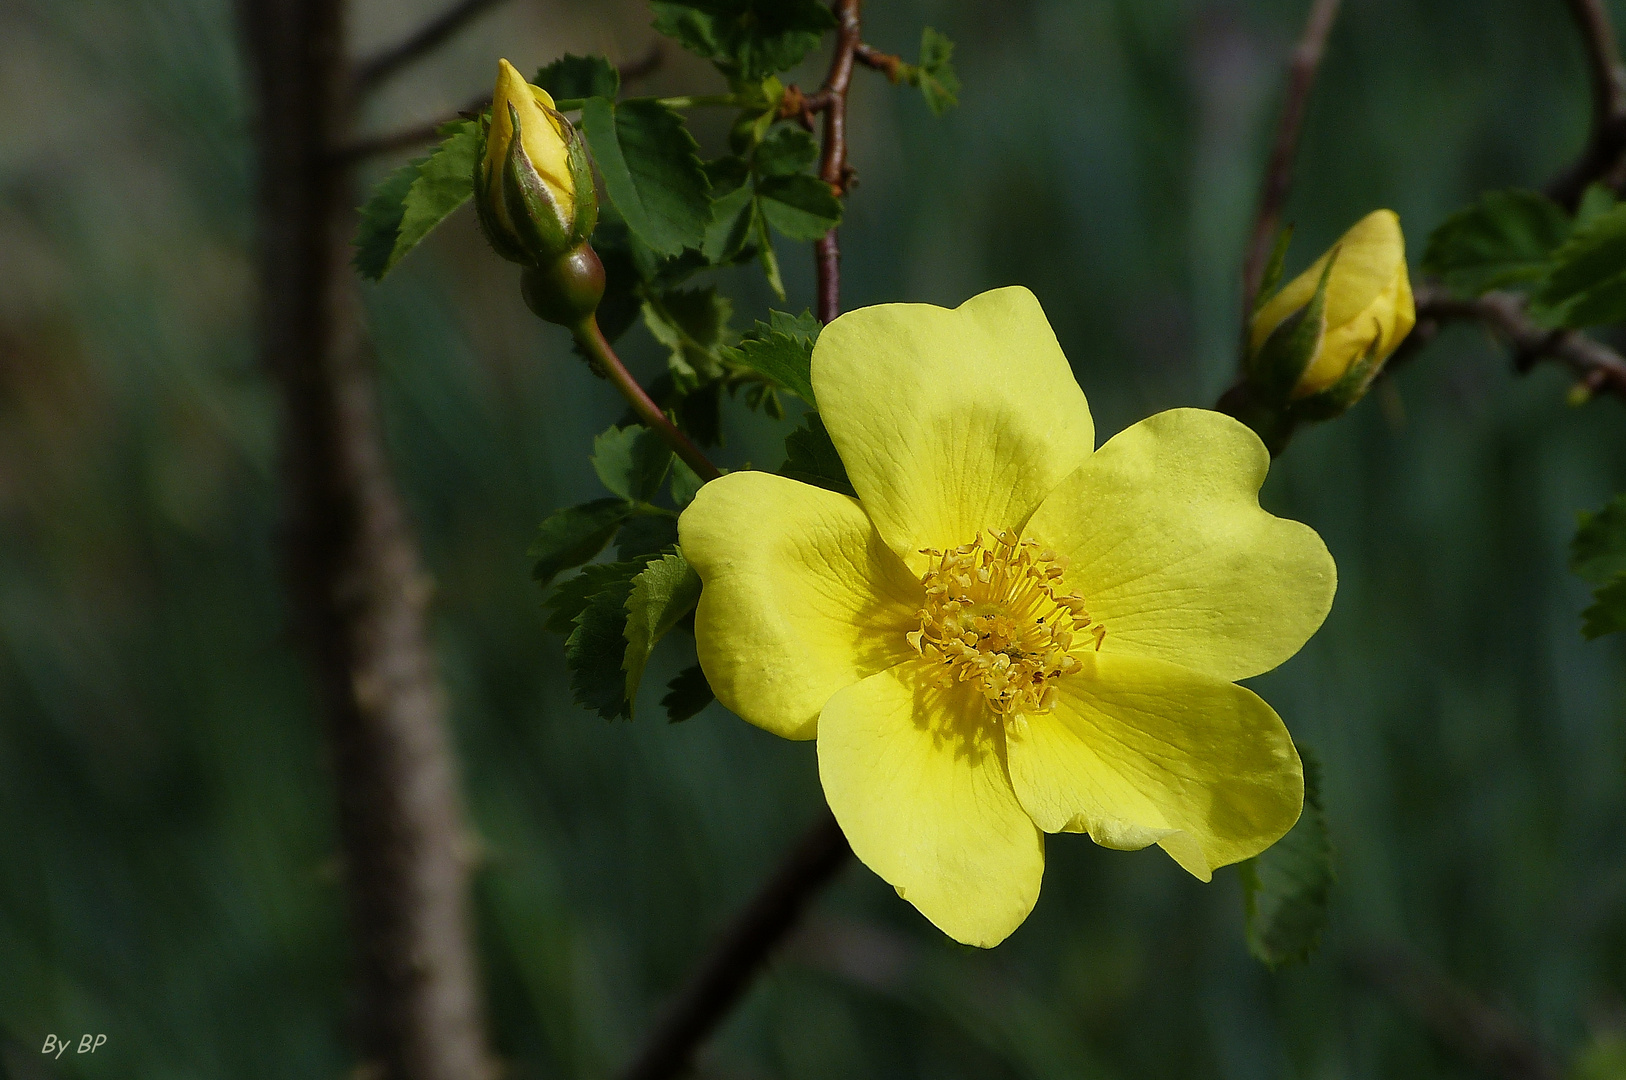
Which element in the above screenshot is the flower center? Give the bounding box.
[907,530,1104,716]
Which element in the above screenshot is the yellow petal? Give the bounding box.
[812,287,1095,566]
[1025,408,1334,682]
[1005,651,1303,881]
[487,59,574,224]
[817,664,1044,946]
[680,471,922,740]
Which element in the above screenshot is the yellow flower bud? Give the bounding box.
[1250,209,1416,399]
[476,59,596,267]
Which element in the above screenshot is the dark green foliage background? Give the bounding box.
[2,0,1625,1077]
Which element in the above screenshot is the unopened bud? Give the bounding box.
[1248,209,1415,410]
[475,59,597,268]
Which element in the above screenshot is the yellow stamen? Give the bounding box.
[908,531,1105,716]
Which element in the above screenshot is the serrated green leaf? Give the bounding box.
[703,179,757,264]
[543,560,640,636]
[669,459,705,508]
[565,567,641,720]
[535,53,620,100]
[354,121,480,282]
[757,173,843,241]
[355,161,418,281]
[1421,189,1569,296]
[917,27,961,115]
[662,664,715,722]
[582,97,711,257]
[781,412,854,496]
[623,550,703,713]
[1577,183,1618,230]
[1582,576,1626,639]
[592,425,673,503]
[754,126,819,177]
[1534,203,1626,327]
[723,309,820,404]
[1571,494,1626,584]
[643,287,733,387]
[529,498,634,585]
[1240,748,1334,968]
[755,208,786,300]
[650,0,836,79]
[616,514,680,562]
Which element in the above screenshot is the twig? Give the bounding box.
[854,43,903,82]
[1547,0,1626,209]
[1241,0,1343,317]
[812,0,863,325]
[575,317,722,482]
[619,811,851,1080]
[1349,945,1562,1080]
[241,1,493,1077]
[354,0,512,94]
[334,46,668,164]
[1413,283,1626,401]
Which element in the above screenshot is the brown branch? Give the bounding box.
[353,0,511,94]
[1241,0,1343,317]
[241,1,493,1077]
[813,0,863,324]
[1349,945,1562,1080]
[1547,0,1626,209]
[619,810,851,1080]
[1413,282,1626,401]
[854,43,903,82]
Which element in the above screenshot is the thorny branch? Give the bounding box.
[240,0,493,1077]
[812,0,862,325]
[1241,0,1343,317]
[354,0,512,94]
[1410,284,1626,401]
[1547,0,1626,209]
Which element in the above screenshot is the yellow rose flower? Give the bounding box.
[1250,209,1416,399]
[679,287,1337,947]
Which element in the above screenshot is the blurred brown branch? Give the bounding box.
[353,0,511,94]
[1241,0,1343,318]
[1547,0,1626,208]
[335,44,665,165]
[240,0,493,1077]
[1350,945,1562,1080]
[1410,283,1626,401]
[618,810,851,1080]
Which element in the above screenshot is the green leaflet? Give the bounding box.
[592,425,673,503]
[662,664,715,723]
[354,120,480,281]
[529,498,634,586]
[756,174,843,242]
[1421,189,1570,296]
[642,286,733,388]
[535,53,619,100]
[1571,494,1626,639]
[649,0,836,79]
[622,549,703,713]
[914,27,961,115]
[722,309,821,404]
[781,412,855,497]
[1239,748,1334,968]
[1534,202,1626,327]
[582,97,711,257]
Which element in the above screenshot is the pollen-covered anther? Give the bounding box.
[909,531,1104,715]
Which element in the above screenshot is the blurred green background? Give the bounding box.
[3,0,1626,1076]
